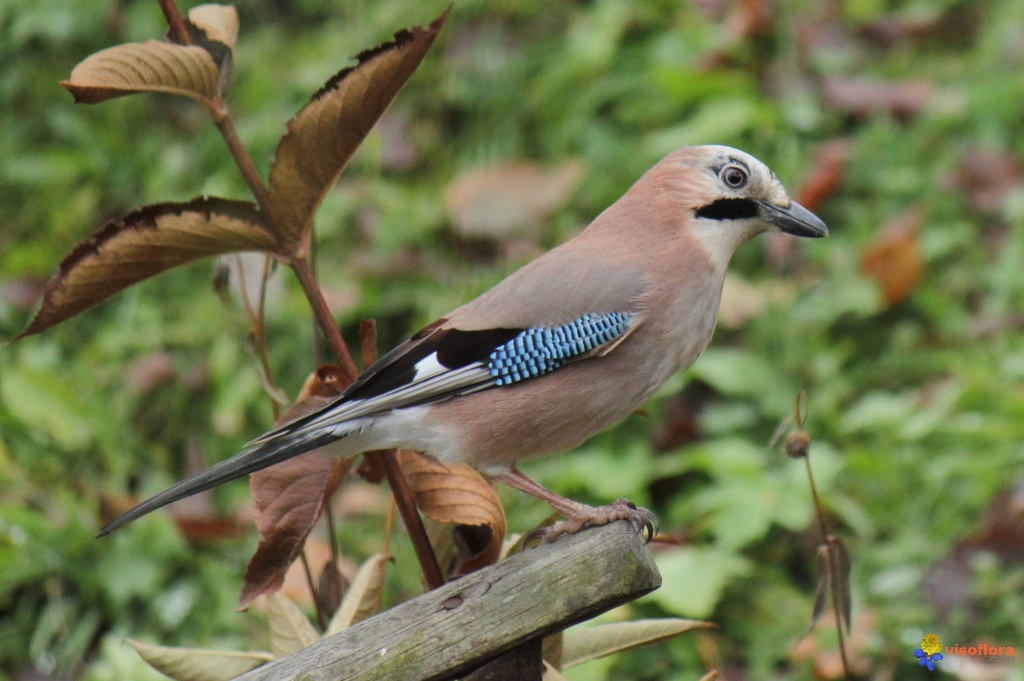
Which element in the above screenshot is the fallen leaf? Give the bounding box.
[398,450,506,575]
[128,639,272,681]
[15,198,275,340]
[859,209,925,306]
[561,619,714,669]
[266,593,320,657]
[61,40,220,105]
[445,160,586,239]
[822,76,931,120]
[949,146,1024,213]
[267,8,448,253]
[794,140,850,213]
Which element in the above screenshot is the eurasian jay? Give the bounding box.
[99,145,828,538]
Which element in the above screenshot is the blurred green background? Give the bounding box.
[2,0,1023,679]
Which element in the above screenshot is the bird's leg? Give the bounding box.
[495,467,657,542]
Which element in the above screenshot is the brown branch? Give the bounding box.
[291,258,443,589]
[206,99,274,216]
[158,0,191,45]
[372,449,445,590]
[290,258,359,383]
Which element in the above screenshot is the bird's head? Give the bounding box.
[655,145,828,268]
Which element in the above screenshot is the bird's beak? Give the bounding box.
[758,200,829,238]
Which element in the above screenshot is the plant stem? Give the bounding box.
[207,99,274,216]
[158,0,191,45]
[804,456,851,680]
[299,550,327,631]
[291,258,443,589]
[290,258,359,383]
[373,449,445,590]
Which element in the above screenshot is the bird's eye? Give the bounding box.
[721,165,748,189]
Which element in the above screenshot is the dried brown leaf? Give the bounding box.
[239,368,354,610]
[266,593,320,657]
[445,160,586,239]
[183,4,238,93]
[326,552,388,635]
[267,8,448,253]
[128,639,272,681]
[61,40,220,105]
[398,450,506,574]
[15,198,274,340]
[805,544,831,638]
[239,454,353,610]
[859,209,925,306]
[187,4,239,51]
[316,560,345,619]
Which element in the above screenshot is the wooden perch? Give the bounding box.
[236,520,661,681]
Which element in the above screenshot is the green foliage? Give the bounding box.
[3,0,1024,680]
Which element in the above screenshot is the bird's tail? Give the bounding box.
[97,428,341,537]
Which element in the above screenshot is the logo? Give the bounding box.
[914,633,1017,671]
[914,634,944,671]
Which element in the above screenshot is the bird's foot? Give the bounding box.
[541,498,657,543]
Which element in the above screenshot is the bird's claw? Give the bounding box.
[539,498,658,543]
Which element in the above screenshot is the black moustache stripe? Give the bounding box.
[694,198,759,221]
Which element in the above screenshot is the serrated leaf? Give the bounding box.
[267,8,448,252]
[562,619,713,669]
[326,553,388,635]
[128,639,272,681]
[14,198,275,340]
[61,40,220,105]
[266,593,320,657]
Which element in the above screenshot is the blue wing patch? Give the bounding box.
[488,312,633,386]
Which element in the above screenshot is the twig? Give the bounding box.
[299,550,327,631]
[804,457,851,679]
[206,99,274,216]
[233,254,282,419]
[290,258,359,383]
[158,0,191,45]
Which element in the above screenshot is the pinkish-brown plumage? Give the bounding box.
[101,145,827,538]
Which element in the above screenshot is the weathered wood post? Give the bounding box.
[236,520,661,681]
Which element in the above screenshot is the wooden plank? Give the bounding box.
[236,520,661,681]
[462,638,543,681]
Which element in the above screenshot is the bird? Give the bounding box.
[99,145,828,539]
